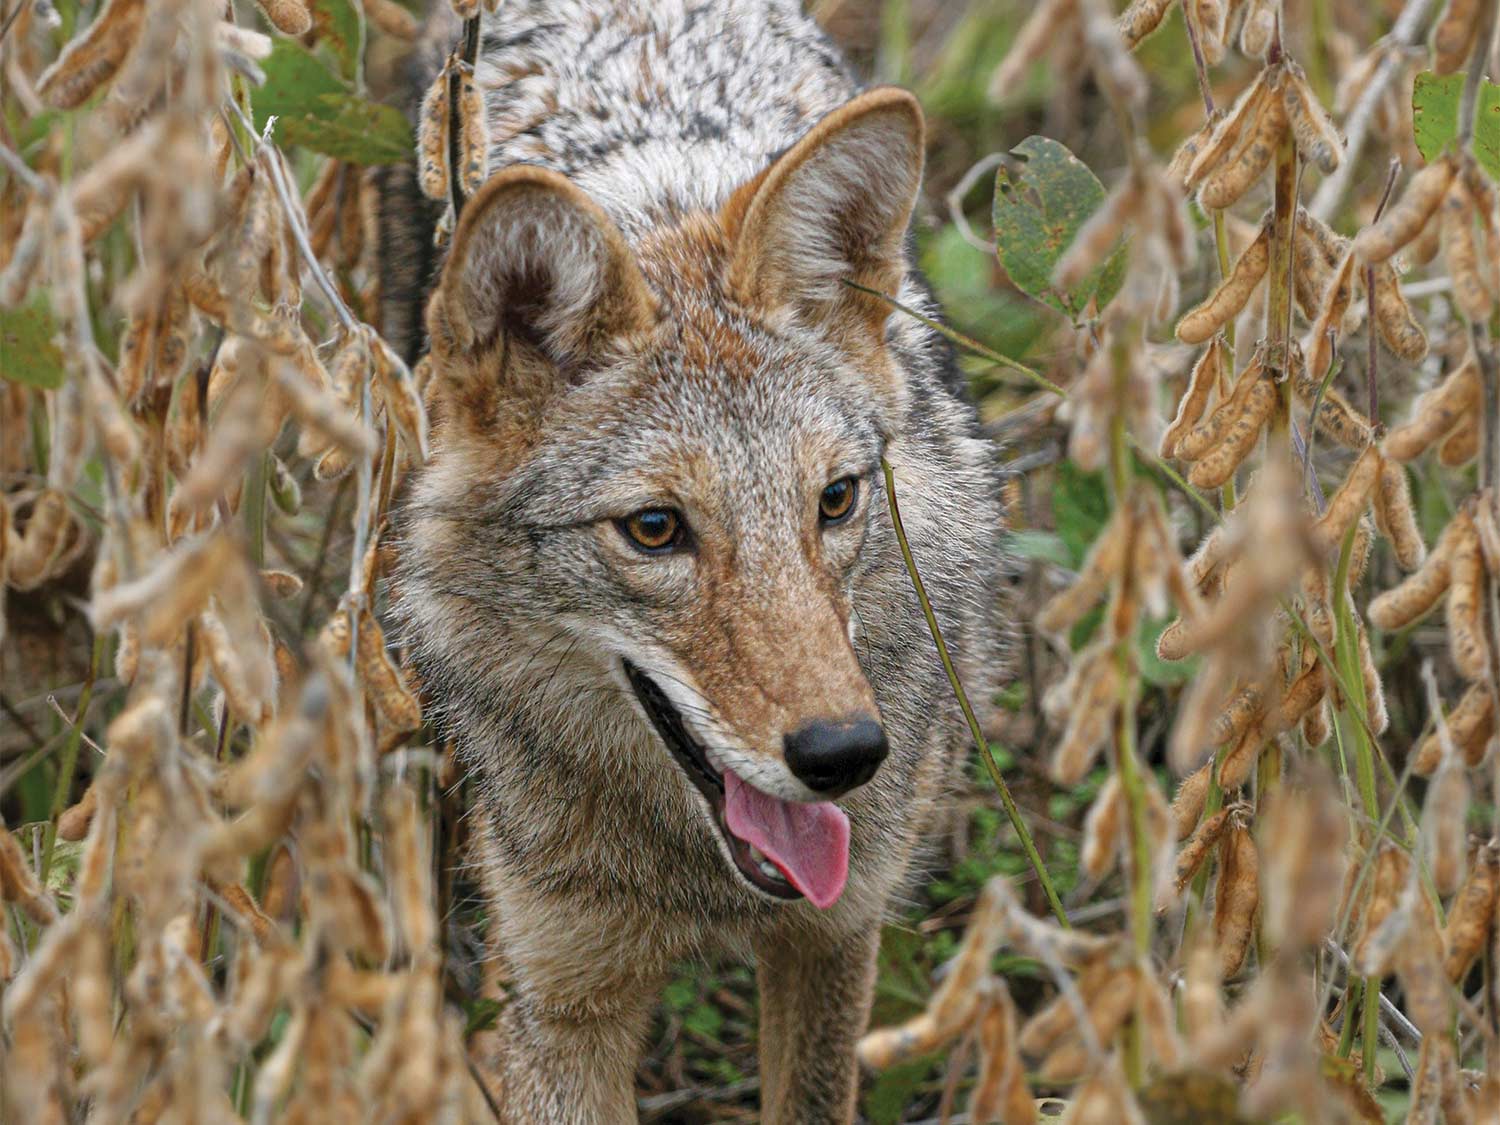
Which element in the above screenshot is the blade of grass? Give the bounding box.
[881,459,1069,928]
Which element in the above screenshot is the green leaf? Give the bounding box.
[864,1058,937,1125]
[1007,528,1071,567]
[0,295,68,389]
[1052,460,1112,567]
[1412,70,1500,180]
[463,996,503,1036]
[309,0,364,83]
[253,41,413,165]
[992,135,1127,320]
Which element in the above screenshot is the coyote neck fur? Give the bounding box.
[387,2,1006,1121]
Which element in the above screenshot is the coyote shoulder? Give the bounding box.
[387,2,1004,1119]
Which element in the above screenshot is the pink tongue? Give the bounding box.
[723,768,850,909]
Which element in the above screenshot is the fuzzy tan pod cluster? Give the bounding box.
[1384,356,1481,467]
[35,0,146,110]
[1411,681,1493,774]
[1182,61,1339,211]
[418,59,491,209]
[1258,774,1346,952]
[856,880,1027,1081]
[1162,346,1275,490]
[1369,503,1489,681]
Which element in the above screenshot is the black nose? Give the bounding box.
[783,716,889,797]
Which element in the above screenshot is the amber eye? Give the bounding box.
[618,508,683,553]
[819,477,858,524]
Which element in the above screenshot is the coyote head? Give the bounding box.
[408,90,929,909]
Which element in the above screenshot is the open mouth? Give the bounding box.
[622,660,850,908]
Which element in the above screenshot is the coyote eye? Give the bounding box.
[819,477,858,524]
[618,508,684,553]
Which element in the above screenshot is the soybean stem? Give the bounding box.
[881,460,1069,928]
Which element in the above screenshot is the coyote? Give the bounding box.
[385,2,1003,1119]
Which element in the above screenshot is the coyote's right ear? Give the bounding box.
[430,167,658,370]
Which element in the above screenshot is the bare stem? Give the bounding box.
[447,17,483,220]
[1366,159,1403,423]
[880,460,1070,928]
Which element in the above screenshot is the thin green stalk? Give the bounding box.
[1186,746,1227,918]
[1332,521,1383,1084]
[1333,526,1378,819]
[1336,975,1363,1057]
[881,459,1069,927]
[39,633,104,884]
[1107,340,1154,962]
[844,281,1067,397]
[245,450,269,569]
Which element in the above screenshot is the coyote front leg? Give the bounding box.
[490,976,659,1123]
[755,928,880,1124]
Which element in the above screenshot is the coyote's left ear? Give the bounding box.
[725,87,923,343]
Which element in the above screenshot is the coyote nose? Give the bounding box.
[783,716,889,797]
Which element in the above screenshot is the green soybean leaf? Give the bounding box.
[253,42,412,165]
[1412,70,1500,180]
[0,295,67,390]
[309,0,364,83]
[992,135,1126,320]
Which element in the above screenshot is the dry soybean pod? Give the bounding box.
[1175,354,1266,462]
[1369,262,1428,362]
[1161,338,1227,458]
[1373,455,1425,570]
[1438,418,1480,467]
[1441,843,1498,982]
[1188,375,1276,489]
[356,605,423,733]
[1117,0,1174,48]
[1186,71,1270,189]
[1162,807,1233,906]
[1353,157,1456,264]
[1444,510,1488,680]
[1367,513,1460,630]
[255,0,312,36]
[1280,60,1341,175]
[1050,657,1120,785]
[1198,82,1288,210]
[417,63,453,203]
[1302,249,1357,382]
[1170,762,1213,839]
[1310,443,1380,555]
[1177,216,1270,344]
[1080,775,1125,881]
[1188,0,1228,64]
[34,0,146,109]
[1213,820,1259,978]
[1383,358,1480,462]
[1239,0,1277,56]
[1440,179,1495,324]
[1433,0,1482,75]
